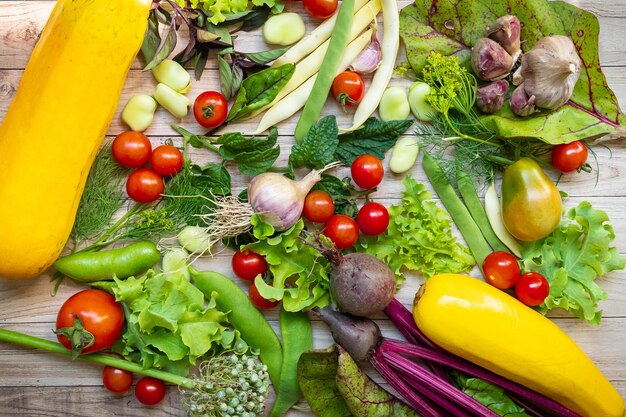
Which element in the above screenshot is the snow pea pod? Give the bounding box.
[191,269,283,388]
[53,241,160,282]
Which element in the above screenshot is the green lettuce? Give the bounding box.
[522,201,625,324]
[450,372,530,417]
[359,175,475,281]
[174,0,283,24]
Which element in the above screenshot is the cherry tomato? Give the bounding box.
[515,272,550,307]
[482,251,521,290]
[135,377,166,406]
[126,168,164,203]
[56,289,124,355]
[232,250,268,282]
[351,154,384,189]
[332,71,365,111]
[150,145,183,177]
[111,131,152,168]
[323,215,359,249]
[551,141,589,173]
[249,281,280,309]
[102,366,133,394]
[303,190,335,223]
[193,91,228,129]
[356,202,389,236]
[303,0,338,19]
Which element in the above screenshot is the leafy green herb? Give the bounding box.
[449,372,530,417]
[217,55,243,100]
[245,217,333,312]
[173,0,283,25]
[522,201,626,324]
[243,47,291,65]
[399,0,626,143]
[359,175,475,282]
[112,270,233,376]
[227,63,295,122]
[144,20,178,71]
[336,118,414,165]
[312,175,360,218]
[289,115,339,170]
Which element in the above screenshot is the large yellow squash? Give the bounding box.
[0,0,151,279]
[413,274,624,417]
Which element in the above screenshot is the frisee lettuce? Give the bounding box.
[359,175,475,282]
[522,201,625,325]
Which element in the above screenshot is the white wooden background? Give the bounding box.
[0,1,625,416]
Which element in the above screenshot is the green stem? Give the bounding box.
[0,328,193,388]
[79,204,142,252]
[483,154,516,166]
[444,113,499,147]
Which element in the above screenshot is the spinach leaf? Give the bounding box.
[289,115,339,170]
[336,118,414,165]
[450,372,530,417]
[227,63,295,122]
[399,0,625,143]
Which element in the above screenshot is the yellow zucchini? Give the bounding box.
[0,0,151,279]
[413,274,624,417]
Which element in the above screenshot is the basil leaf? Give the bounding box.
[289,116,339,170]
[227,63,295,122]
[141,11,161,64]
[335,118,414,165]
[218,55,235,100]
[312,175,358,218]
[144,20,177,71]
[243,47,290,65]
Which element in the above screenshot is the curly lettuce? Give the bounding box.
[175,0,283,24]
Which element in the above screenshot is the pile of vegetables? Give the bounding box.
[1,0,626,416]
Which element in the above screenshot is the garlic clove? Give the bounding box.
[516,35,582,110]
[476,80,509,114]
[510,83,538,117]
[471,38,514,81]
[486,15,522,63]
[349,30,382,74]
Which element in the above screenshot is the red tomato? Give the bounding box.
[193,91,228,129]
[303,190,335,223]
[324,215,359,249]
[56,289,124,355]
[515,272,550,307]
[351,154,384,189]
[232,250,268,281]
[356,202,389,236]
[126,168,164,203]
[249,281,280,309]
[111,131,152,168]
[150,145,183,177]
[102,366,133,394]
[332,72,365,111]
[482,251,521,290]
[303,0,338,19]
[551,141,589,173]
[135,377,166,406]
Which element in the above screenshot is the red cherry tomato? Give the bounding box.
[111,131,152,168]
[56,289,124,355]
[126,168,164,203]
[303,190,335,223]
[515,272,550,307]
[232,250,268,282]
[551,141,589,173]
[332,71,365,111]
[351,154,384,189]
[303,0,338,19]
[356,202,389,236]
[193,91,228,129]
[135,377,166,406]
[102,366,133,394]
[323,215,359,249]
[249,281,280,309]
[482,251,521,290]
[150,145,183,177]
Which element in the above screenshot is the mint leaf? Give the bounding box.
[289,115,339,170]
[217,127,280,175]
[335,118,413,165]
[312,174,359,218]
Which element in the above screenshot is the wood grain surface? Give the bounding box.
[0,1,625,416]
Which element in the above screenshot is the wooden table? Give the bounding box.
[1,1,625,416]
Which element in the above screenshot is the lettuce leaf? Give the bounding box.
[522,201,625,324]
[359,175,474,281]
[175,0,283,24]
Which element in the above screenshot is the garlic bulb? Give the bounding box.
[471,38,514,81]
[486,15,522,63]
[476,80,509,114]
[512,35,582,110]
[510,83,537,117]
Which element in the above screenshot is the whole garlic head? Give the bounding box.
[513,35,582,110]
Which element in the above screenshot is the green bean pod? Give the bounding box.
[269,308,313,417]
[190,269,283,388]
[53,241,160,282]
